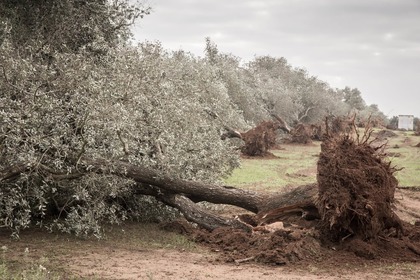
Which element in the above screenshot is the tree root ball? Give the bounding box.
[240,121,279,156]
[316,133,403,241]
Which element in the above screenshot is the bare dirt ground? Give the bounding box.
[1,186,419,279]
[1,229,419,280]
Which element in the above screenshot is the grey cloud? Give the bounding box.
[133,0,420,116]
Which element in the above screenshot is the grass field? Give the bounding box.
[381,130,420,186]
[224,129,420,189]
[224,143,320,191]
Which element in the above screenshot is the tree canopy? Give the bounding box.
[0,0,150,55]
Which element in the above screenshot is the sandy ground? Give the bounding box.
[65,247,419,280]
[1,187,419,280]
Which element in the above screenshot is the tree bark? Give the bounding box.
[132,183,253,231]
[160,194,252,231]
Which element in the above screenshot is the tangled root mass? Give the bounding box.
[317,129,403,241]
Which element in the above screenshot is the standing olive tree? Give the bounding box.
[203,38,269,125]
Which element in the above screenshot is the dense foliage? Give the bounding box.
[0,1,390,237]
[0,0,151,55]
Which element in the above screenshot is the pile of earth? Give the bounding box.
[162,215,420,265]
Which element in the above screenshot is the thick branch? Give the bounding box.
[81,158,266,213]
[132,183,253,231]
[298,106,314,122]
[221,126,243,140]
[160,194,252,231]
[0,164,29,182]
[258,184,317,212]
[0,163,85,183]
[270,114,291,133]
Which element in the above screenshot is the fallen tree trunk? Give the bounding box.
[132,183,253,231]
[81,158,321,218]
[0,158,318,231]
[81,158,268,214]
[82,158,322,228]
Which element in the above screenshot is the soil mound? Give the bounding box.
[201,226,321,265]
[163,217,420,266]
[165,219,322,265]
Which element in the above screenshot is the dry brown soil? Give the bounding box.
[0,187,419,279]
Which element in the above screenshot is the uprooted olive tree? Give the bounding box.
[0,19,408,244]
[1,1,308,238]
[317,127,404,241]
[1,4,415,261]
[221,115,290,156]
[0,39,253,237]
[288,115,356,144]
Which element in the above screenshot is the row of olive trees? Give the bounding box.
[0,1,388,237]
[202,39,388,128]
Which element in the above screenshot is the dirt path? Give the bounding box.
[64,247,419,280]
[395,187,420,223]
[67,248,308,280]
[1,188,419,279]
[1,219,419,279]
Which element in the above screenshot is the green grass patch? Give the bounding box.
[0,254,66,280]
[225,143,320,191]
[225,131,420,190]
[383,131,420,186]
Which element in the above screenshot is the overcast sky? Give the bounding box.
[132,0,420,118]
